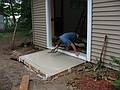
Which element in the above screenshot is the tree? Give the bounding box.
[0,0,32,49]
[19,0,32,30]
[0,0,31,47]
[0,0,32,30]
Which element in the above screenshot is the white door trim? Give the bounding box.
[46,0,92,61]
[87,0,92,61]
[46,0,52,48]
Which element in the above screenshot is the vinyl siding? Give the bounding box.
[32,0,47,48]
[92,0,120,70]
[32,0,120,70]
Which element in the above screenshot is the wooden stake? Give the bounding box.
[94,34,108,71]
[19,75,30,90]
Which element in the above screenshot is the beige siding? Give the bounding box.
[92,0,120,70]
[31,0,120,70]
[32,0,47,48]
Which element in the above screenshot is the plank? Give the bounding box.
[19,75,30,90]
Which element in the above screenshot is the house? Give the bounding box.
[31,0,120,69]
[19,0,120,79]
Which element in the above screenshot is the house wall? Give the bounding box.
[91,0,120,70]
[32,0,120,69]
[32,0,47,48]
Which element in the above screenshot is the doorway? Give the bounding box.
[52,0,87,53]
[46,0,92,61]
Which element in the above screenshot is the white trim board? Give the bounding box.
[87,0,92,61]
[46,0,92,61]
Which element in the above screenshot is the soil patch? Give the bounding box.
[0,37,118,90]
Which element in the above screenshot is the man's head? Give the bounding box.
[52,36,59,46]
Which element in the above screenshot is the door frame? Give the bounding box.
[46,0,92,61]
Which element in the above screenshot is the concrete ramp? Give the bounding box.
[19,50,85,79]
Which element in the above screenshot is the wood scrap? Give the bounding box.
[19,75,30,90]
[10,47,37,60]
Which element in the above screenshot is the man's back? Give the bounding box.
[59,32,77,45]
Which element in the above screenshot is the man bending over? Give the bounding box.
[51,32,79,56]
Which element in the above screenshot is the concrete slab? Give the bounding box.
[19,50,85,79]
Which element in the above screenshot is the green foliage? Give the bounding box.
[111,56,120,79]
[113,79,120,90]
[19,0,32,31]
[110,56,120,65]
[0,30,30,38]
[110,56,120,90]
[0,0,32,31]
[16,30,32,37]
[0,0,21,16]
[0,32,12,38]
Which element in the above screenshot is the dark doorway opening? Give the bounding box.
[51,0,87,54]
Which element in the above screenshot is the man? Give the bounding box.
[51,32,79,56]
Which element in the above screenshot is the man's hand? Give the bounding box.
[51,48,56,53]
[48,48,58,53]
[75,52,80,56]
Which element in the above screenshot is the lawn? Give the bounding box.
[0,30,31,39]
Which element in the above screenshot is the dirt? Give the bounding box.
[0,37,118,90]
[66,73,115,90]
[0,37,36,90]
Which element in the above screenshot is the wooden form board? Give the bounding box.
[19,75,30,90]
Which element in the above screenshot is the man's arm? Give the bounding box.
[51,41,61,53]
[70,43,79,56]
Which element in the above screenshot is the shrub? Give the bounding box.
[110,56,120,90]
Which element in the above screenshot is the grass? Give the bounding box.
[0,32,12,38]
[0,30,31,39]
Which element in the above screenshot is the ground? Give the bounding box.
[0,34,32,90]
[0,32,118,90]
